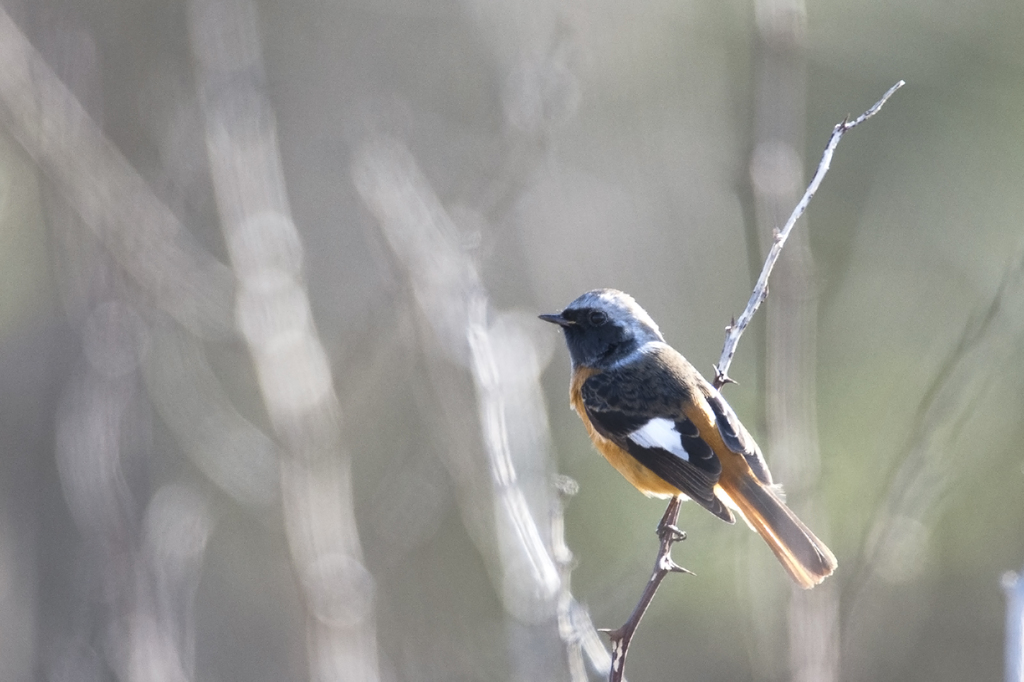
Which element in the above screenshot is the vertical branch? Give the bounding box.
[718,70,899,679]
[746,4,834,680]
[187,1,380,680]
[1005,566,1024,682]
[355,137,578,680]
[550,476,591,682]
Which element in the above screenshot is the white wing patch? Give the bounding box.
[628,418,689,461]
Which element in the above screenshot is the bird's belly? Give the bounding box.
[591,433,682,498]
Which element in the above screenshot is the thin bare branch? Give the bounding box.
[714,80,904,388]
[605,497,690,682]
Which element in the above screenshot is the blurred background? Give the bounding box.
[1,0,1023,681]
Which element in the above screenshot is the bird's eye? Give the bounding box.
[588,311,608,326]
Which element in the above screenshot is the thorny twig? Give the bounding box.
[604,497,691,682]
[713,80,904,388]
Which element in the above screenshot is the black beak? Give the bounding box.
[539,312,573,328]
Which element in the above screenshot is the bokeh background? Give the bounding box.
[1,0,1023,681]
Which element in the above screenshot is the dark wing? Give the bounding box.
[581,367,734,522]
[703,386,773,486]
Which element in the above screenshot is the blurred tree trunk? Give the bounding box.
[748,1,839,681]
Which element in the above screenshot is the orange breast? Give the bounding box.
[569,366,682,498]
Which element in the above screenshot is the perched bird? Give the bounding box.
[540,289,836,588]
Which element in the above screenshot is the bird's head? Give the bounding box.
[539,289,664,369]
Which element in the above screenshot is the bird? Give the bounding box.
[540,288,836,588]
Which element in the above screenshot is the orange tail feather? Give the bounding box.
[718,475,837,589]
